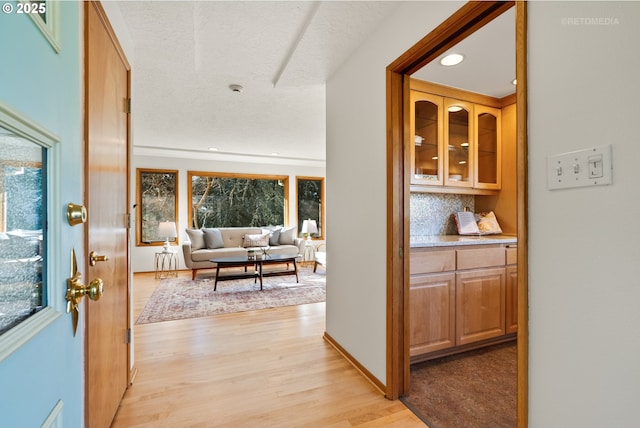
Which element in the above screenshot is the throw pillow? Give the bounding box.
[262,227,281,246]
[185,229,205,250]
[278,226,297,245]
[202,228,225,249]
[242,233,270,248]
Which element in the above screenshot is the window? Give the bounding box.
[188,172,289,228]
[0,127,46,335]
[136,169,178,246]
[296,177,324,239]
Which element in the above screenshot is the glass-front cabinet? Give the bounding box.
[410,83,502,193]
[444,98,473,188]
[410,91,443,185]
[475,105,501,189]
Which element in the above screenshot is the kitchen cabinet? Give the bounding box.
[456,268,505,345]
[410,273,456,356]
[410,242,516,362]
[410,79,504,194]
[505,246,518,333]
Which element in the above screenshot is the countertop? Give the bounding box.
[410,234,517,248]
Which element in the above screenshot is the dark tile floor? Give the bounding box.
[403,341,517,428]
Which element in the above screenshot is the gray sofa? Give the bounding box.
[182,226,304,279]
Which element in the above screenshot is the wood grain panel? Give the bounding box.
[410,273,456,356]
[506,265,518,334]
[506,246,518,265]
[85,3,130,427]
[410,248,455,275]
[456,246,505,270]
[456,268,506,345]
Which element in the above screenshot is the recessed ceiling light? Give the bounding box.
[459,160,467,165]
[208,147,219,151]
[431,156,438,160]
[448,105,463,113]
[440,53,464,66]
[461,142,469,148]
[271,152,280,156]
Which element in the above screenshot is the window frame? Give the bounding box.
[136,168,179,247]
[187,171,290,229]
[0,100,60,363]
[295,176,324,240]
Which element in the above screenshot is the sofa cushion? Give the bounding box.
[262,228,281,246]
[278,226,297,245]
[185,229,205,250]
[242,233,269,248]
[203,228,225,249]
[220,228,262,248]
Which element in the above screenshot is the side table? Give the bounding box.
[302,241,316,267]
[155,250,178,279]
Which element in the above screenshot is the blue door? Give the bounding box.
[0,2,86,426]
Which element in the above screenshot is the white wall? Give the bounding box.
[131,152,325,272]
[528,2,640,427]
[326,1,463,384]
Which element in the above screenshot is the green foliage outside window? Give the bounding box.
[190,173,287,229]
[297,177,323,238]
[137,169,178,244]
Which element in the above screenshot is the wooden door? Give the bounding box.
[409,273,456,356]
[85,2,131,427]
[455,268,505,345]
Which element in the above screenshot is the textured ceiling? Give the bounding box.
[115,1,514,165]
[116,1,400,164]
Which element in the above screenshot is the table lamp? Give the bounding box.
[301,219,318,241]
[158,221,177,252]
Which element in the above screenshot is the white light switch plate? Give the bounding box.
[547,144,613,190]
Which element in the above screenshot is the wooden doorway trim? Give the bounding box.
[385,1,529,426]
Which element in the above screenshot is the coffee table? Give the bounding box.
[209,254,300,290]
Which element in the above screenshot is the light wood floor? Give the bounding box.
[112,271,427,428]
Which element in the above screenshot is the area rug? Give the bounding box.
[136,267,326,324]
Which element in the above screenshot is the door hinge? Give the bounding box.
[126,328,132,344]
[126,213,132,229]
[125,98,131,114]
[399,247,404,258]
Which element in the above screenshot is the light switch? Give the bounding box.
[547,144,612,190]
[588,154,603,178]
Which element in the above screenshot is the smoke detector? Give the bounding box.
[229,84,244,93]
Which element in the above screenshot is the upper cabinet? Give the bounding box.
[475,105,501,190]
[410,79,506,195]
[411,91,443,184]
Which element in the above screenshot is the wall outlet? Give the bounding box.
[547,144,612,190]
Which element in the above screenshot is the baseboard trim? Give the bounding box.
[323,331,387,397]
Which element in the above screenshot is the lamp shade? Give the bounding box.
[301,219,318,236]
[157,221,177,239]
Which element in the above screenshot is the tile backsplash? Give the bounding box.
[410,193,474,236]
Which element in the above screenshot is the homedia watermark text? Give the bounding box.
[562,17,620,26]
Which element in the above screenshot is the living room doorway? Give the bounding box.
[385,1,529,426]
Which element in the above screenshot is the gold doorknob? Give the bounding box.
[66,248,104,336]
[89,251,109,266]
[67,276,104,306]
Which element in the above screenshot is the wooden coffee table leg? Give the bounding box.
[258,261,263,290]
[214,265,221,291]
[293,259,299,282]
